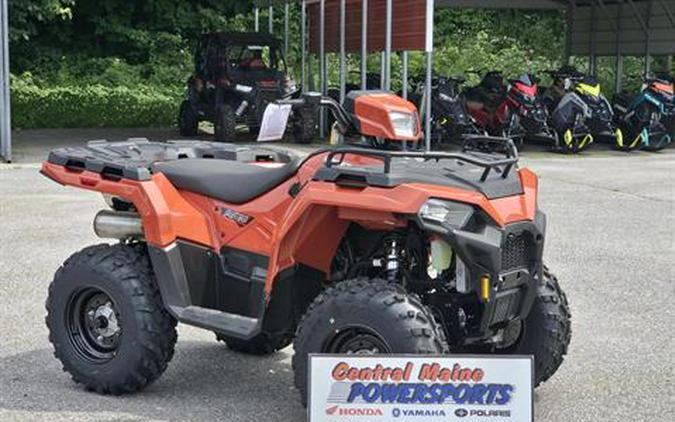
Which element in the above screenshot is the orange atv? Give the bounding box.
[41,91,570,404]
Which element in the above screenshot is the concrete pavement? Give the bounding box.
[1,129,673,421]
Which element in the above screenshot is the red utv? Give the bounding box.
[178,32,315,143]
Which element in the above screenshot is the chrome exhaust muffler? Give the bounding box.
[93,210,143,239]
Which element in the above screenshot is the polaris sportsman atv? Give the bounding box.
[178,32,315,143]
[543,68,593,153]
[41,90,571,405]
[613,76,674,151]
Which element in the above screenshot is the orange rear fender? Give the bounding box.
[40,162,214,247]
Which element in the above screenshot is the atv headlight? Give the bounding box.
[389,111,417,137]
[419,199,473,228]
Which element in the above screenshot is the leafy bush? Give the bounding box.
[11,76,182,129]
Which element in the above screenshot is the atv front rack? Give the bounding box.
[325,136,519,182]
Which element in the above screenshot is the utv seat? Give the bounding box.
[152,158,301,204]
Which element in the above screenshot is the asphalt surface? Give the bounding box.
[1,129,673,421]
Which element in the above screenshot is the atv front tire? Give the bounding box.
[292,278,449,406]
[215,104,237,141]
[46,243,177,394]
[178,100,198,136]
[508,267,571,386]
[215,332,291,355]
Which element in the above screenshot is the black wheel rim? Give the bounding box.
[324,327,391,355]
[66,287,122,363]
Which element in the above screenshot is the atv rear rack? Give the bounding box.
[46,138,297,181]
[325,136,519,182]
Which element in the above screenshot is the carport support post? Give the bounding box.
[589,3,597,75]
[380,52,386,89]
[615,2,624,94]
[284,2,289,58]
[384,0,392,91]
[644,0,654,77]
[269,5,274,34]
[424,0,434,152]
[254,7,260,32]
[339,0,346,103]
[301,1,306,92]
[565,1,574,65]
[0,0,10,162]
[401,51,408,100]
[319,0,326,138]
[361,0,368,90]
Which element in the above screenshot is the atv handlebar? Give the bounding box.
[277,92,353,134]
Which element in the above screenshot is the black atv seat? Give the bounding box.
[152,158,301,204]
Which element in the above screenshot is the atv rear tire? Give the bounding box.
[292,278,449,406]
[178,100,198,136]
[215,104,237,141]
[508,266,571,386]
[215,332,291,355]
[46,243,177,394]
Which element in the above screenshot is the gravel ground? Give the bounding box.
[0,129,673,421]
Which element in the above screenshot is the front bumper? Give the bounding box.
[420,210,546,334]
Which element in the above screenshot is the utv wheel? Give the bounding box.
[178,100,198,136]
[292,278,449,406]
[214,104,237,141]
[46,243,177,394]
[215,332,291,355]
[500,266,571,386]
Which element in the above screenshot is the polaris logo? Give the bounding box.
[467,409,512,417]
[455,408,469,417]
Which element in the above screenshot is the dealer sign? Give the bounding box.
[308,354,533,422]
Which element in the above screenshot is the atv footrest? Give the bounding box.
[175,306,261,340]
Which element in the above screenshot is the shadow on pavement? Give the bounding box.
[0,341,306,421]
